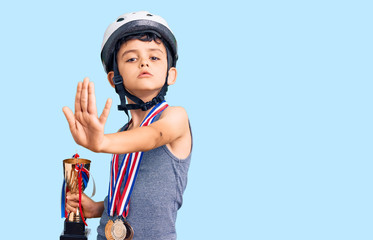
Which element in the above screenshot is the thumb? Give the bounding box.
[99,98,112,125]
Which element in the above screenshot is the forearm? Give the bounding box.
[99,126,165,154]
[86,201,105,218]
[94,107,187,155]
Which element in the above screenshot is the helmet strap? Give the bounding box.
[112,51,168,118]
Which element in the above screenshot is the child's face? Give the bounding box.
[116,39,169,101]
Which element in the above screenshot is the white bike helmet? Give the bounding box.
[100,11,178,116]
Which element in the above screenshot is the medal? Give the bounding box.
[106,101,169,237]
[105,220,114,240]
[105,218,134,240]
[108,101,169,218]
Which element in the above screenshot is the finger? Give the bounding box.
[80,77,89,113]
[99,98,112,125]
[66,204,77,213]
[87,81,98,115]
[66,200,79,208]
[63,107,85,145]
[66,192,79,201]
[75,81,83,114]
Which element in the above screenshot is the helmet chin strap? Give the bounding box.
[112,51,168,118]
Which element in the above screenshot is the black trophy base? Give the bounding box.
[60,221,88,240]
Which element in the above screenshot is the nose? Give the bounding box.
[140,58,149,68]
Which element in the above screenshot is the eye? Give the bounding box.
[126,58,136,62]
[150,56,160,61]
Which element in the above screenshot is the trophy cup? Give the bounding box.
[60,157,91,240]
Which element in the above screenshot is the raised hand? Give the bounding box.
[63,77,112,152]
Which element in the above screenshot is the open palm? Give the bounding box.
[63,77,112,152]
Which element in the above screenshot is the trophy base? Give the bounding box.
[60,221,88,240]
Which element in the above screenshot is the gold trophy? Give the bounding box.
[60,157,91,240]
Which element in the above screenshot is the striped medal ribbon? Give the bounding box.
[107,101,169,218]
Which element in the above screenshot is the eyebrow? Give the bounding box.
[121,48,164,58]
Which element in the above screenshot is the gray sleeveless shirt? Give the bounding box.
[97,115,192,240]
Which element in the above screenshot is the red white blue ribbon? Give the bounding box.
[61,179,67,218]
[75,163,90,226]
[108,101,168,217]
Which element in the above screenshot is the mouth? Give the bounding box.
[138,71,153,78]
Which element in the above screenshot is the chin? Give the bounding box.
[132,88,162,98]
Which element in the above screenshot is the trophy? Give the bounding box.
[60,156,91,240]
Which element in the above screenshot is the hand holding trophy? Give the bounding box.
[60,154,92,240]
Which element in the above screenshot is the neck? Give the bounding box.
[128,108,152,129]
[126,94,161,129]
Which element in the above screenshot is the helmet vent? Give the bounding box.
[117,18,125,22]
[146,14,153,16]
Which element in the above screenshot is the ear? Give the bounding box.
[107,71,115,88]
[167,67,177,86]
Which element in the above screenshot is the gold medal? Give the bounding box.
[105,220,115,240]
[105,218,134,240]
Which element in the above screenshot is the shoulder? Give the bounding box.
[161,106,189,120]
[156,106,190,137]
[159,106,192,159]
[164,106,188,117]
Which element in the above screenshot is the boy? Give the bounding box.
[63,11,192,240]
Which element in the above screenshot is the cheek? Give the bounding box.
[158,69,167,79]
[119,66,135,78]
[160,64,168,77]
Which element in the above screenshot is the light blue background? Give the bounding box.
[0,0,372,239]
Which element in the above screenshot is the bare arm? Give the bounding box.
[100,106,189,154]
[63,78,189,155]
